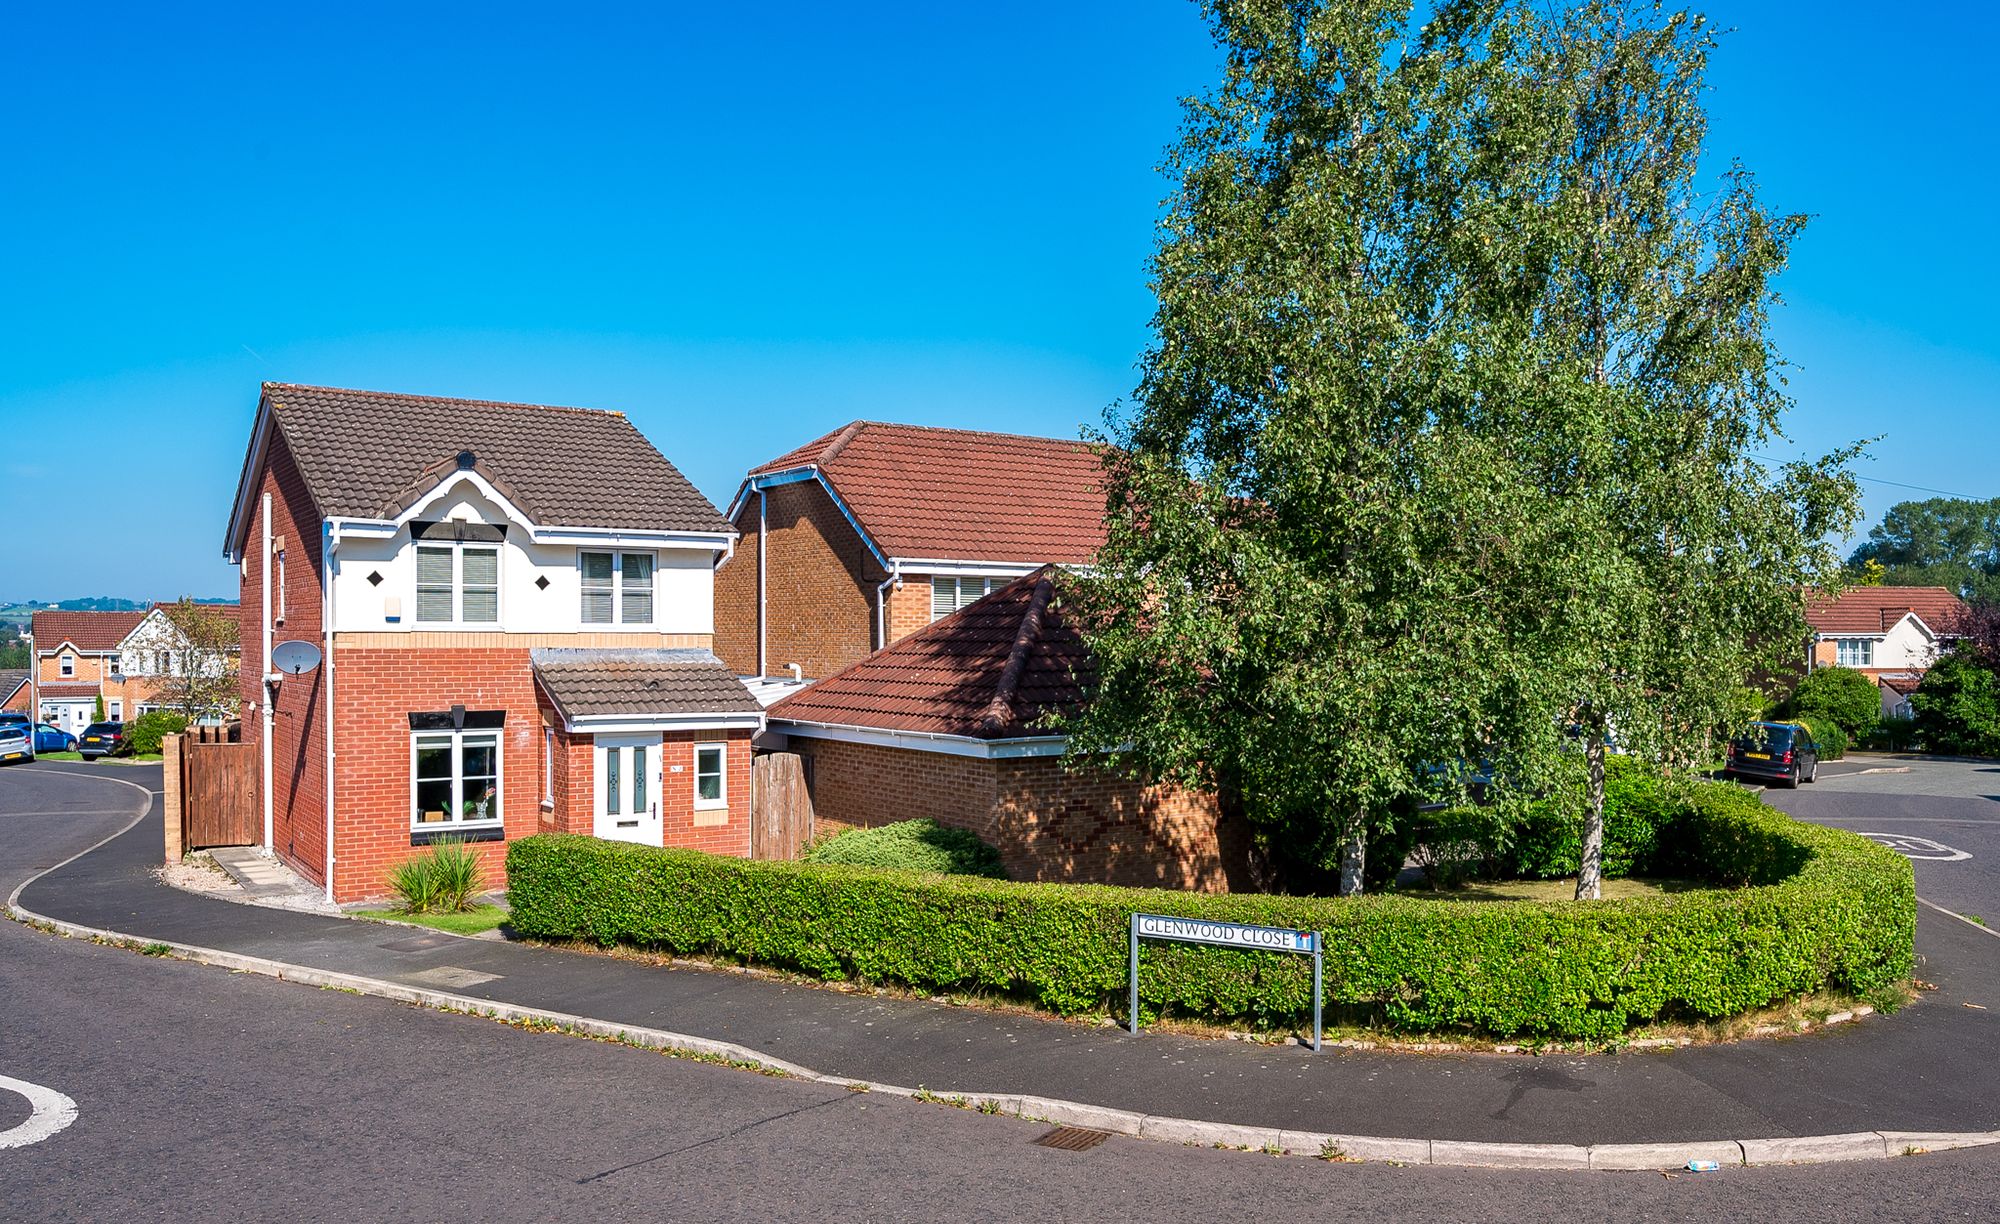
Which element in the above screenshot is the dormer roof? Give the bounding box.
[1806,586,1970,638]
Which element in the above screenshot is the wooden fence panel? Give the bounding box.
[751,752,814,860]
[182,739,258,849]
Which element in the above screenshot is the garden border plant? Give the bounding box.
[505,782,1913,1040]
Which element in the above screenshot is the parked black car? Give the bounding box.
[1724,721,1818,788]
[77,721,126,761]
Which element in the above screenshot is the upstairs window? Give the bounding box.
[416,543,501,625]
[581,551,656,625]
[930,576,994,621]
[1835,638,1874,668]
[59,653,75,678]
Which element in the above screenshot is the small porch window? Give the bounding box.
[695,743,726,808]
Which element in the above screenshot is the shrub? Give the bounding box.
[803,819,1007,879]
[1784,667,1882,737]
[1407,806,1504,889]
[1797,716,1849,761]
[1909,651,2000,757]
[1502,757,1675,880]
[123,710,189,755]
[506,782,1913,1040]
[390,839,485,914]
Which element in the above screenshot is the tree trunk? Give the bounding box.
[1337,826,1366,897]
[1576,728,1606,900]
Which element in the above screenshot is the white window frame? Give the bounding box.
[540,727,555,812]
[930,576,993,622]
[108,653,122,676]
[1835,638,1875,668]
[108,699,123,721]
[59,653,74,678]
[694,742,727,809]
[578,550,657,627]
[409,728,505,831]
[275,547,287,624]
[414,541,503,627]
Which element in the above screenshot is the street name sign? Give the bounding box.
[1128,912,1325,1052]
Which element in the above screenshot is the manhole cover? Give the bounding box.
[1033,1127,1109,1152]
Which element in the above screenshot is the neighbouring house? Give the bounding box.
[222,382,763,902]
[764,567,1250,891]
[1806,586,1971,719]
[118,603,246,723]
[713,421,1108,681]
[29,605,244,732]
[0,669,29,715]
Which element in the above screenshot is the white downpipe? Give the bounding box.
[757,487,768,678]
[874,562,902,651]
[260,492,274,852]
[322,522,336,904]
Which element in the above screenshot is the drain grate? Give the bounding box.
[1033,1127,1110,1152]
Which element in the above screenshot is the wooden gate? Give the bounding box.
[181,727,257,849]
[751,751,814,860]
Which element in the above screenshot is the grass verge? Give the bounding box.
[353,904,509,936]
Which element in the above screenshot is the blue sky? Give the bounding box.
[2,2,1993,601]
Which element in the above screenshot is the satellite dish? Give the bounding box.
[271,640,323,675]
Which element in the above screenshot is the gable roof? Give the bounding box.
[531,648,763,720]
[228,383,731,554]
[31,610,147,653]
[140,602,246,648]
[0,669,27,705]
[742,421,1107,565]
[1806,586,1969,636]
[768,567,1088,740]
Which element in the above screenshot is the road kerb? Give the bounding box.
[1739,1133,1890,1164]
[1588,1140,1744,1170]
[1430,1140,1593,1170]
[1282,1131,1433,1164]
[1877,1131,2000,1156]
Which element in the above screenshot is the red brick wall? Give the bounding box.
[239,425,330,886]
[2,679,30,713]
[713,480,885,679]
[786,736,1242,891]
[660,730,754,856]
[329,644,543,902]
[884,575,935,645]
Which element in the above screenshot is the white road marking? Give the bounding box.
[1919,898,2000,941]
[1858,833,1971,861]
[0,1075,78,1150]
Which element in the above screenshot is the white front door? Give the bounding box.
[593,734,663,844]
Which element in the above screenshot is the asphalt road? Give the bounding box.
[4,761,2000,1221]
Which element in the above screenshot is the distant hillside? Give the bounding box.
[0,595,236,626]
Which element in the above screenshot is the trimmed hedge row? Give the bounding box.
[505,782,1913,1039]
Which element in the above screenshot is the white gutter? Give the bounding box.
[261,492,274,853]
[773,717,1068,760]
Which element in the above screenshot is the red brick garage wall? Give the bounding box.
[787,735,1237,891]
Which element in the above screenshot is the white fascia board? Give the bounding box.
[726,467,890,572]
[1813,630,1889,641]
[887,558,1047,579]
[223,400,274,562]
[772,717,1068,759]
[564,712,766,735]
[388,470,539,535]
[529,527,735,552]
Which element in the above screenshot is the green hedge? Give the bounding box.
[506,782,1913,1039]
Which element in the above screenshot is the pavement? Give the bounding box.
[8,758,2000,1168]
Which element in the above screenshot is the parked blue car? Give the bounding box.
[34,723,77,753]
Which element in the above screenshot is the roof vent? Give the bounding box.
[455,450,477,470]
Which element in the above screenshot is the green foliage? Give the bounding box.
[1799,718,1849,761]
[1909,651,2000,757]
[1503,758,1676,880]
[389,839,486,914]
[1405,806,1506,890]
[1786,668,1883,737]
[1060,0,1859,895]
[803,819,1007,879]
[1847,497,2000,603]
[507,783,1912,1039]
[123,711,189,756]
[93,694,106,723]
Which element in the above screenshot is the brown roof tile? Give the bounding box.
[0,669,27,703]
[1806,587,1969,636]
[262,383,731,535]
[31,610,147,653]
[36,683,102,699]
[531,648,762,719]
[768,568,1089,739]
[746,421,1107,564]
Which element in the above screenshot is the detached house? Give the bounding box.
[713,422,1107,680]
[223,383,761,902]
[1806,586,1970,718]
[29,605,244,731]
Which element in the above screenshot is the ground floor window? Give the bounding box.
[541,727,555,810]
[108,700,123,720]
[695,743,726,807]
[412,730,502,829]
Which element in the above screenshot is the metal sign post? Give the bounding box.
[1127,913,1324,1052]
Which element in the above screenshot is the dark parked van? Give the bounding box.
[1724,721,1819,788]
